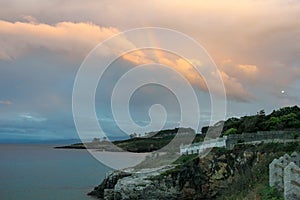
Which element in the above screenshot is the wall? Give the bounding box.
[225,131,297,149]
[180,131,299,155]
[269,152,300,200]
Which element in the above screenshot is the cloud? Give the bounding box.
[122,50,253,102]
[220,61,259,83]
[0,51,12,60]
[1,0,300,103]
[21,15,39,24]
[219,71,253,102]
[19,113,47,122]
[0,19,120,60]
[0,100,13,105]
[236,65,258,75]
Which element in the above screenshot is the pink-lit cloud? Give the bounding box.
[122,50,253,101]
[0,20,120,60]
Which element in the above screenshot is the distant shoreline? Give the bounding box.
[54,128,199,153]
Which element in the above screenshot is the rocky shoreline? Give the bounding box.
[88,144,279,200]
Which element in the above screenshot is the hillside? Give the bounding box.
[89,142,300,199]
[56,127,204,152]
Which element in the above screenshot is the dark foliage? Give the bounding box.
[219,106,300,134]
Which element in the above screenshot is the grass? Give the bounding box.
[114,135,176,152]
[146,154,199,180]
[173,154,199,164]
[258,186,284,200]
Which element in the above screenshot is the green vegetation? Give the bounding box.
[258,186,283,200]
[201,105,300,135]
[219,154,276,199]
[255,142,300,154]
[147,142,300,199]
[114,127,196,152]
[224,127,237,136]
[57,127,197,152]
[173,154,199,165]
[219,142,300,199]
[292,132,299,139]
[113,135,176,152]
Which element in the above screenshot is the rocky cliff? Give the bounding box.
[88,143,299,200]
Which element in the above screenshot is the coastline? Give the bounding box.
[88,142,300,200]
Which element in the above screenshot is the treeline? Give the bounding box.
[202,105,300,135]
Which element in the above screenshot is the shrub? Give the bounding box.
[292,132,299,139]
[224,128,237,136]
[259,186,283,200]
[237,139,244,143]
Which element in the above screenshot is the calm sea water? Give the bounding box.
[0,144,110,200]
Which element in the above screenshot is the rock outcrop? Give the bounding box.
[88,145,269,200]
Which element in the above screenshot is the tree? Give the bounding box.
[223,117,241,133]
[257,109,265,116]
[129,133,137,139]
[281,113,300,128]
[268,117,281,130]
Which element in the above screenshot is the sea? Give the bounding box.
[0,144,111,200]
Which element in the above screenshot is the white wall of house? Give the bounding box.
[180,137,227,155]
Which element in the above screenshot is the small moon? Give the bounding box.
[281,90,285,94]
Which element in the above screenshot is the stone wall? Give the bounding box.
[269,154,292,191]
[269,152,300,200]
[225,131,297,149]
[284,162,300,200]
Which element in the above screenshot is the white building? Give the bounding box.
[180,136,227,155]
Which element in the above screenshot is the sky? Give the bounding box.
[0,0,300,141]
